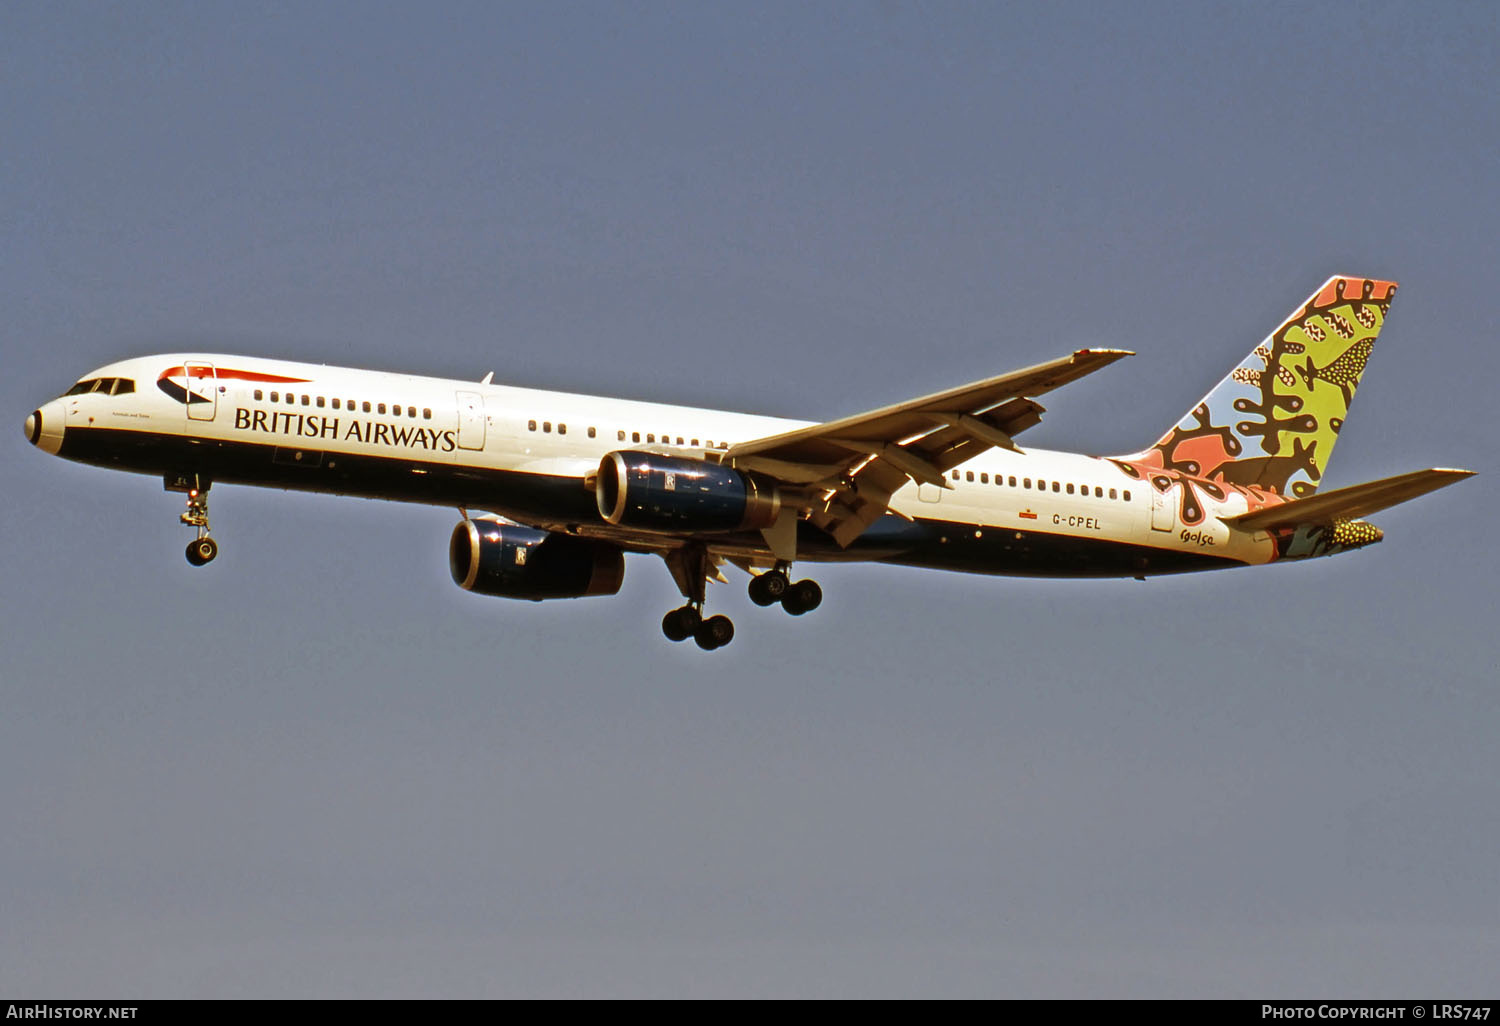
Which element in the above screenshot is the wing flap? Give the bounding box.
[722,348,1130,548]
[724,349,1130,466]
[1223,468,1474,531]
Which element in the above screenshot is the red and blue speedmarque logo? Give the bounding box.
[156,365,310,406]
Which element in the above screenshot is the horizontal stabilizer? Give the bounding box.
[1223,468,1474,531]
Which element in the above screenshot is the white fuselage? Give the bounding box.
[29,352,1279,576]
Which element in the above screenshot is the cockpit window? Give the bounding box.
[65,377,134,396]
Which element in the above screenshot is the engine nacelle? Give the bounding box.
[449,520,624,600]
[595,450,781,532]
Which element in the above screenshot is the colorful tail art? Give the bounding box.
[1120,276,1397,500]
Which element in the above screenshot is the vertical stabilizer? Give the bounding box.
[1121,276,1397,498]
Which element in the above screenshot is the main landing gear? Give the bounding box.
[175,477,218,567]
[660,544,736,651]
[659,548,823,651]
[661,605,735,650]
[747,566,822,616]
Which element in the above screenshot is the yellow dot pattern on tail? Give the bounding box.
[1131,276,1396,502]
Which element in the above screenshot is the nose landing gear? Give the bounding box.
[169,474,218,566]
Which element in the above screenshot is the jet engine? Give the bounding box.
[449,520,624,600]
[595,450,781,532]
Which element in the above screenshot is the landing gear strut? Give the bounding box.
[749,566,821,616]
[660,544,735,651]
[657,552,824,648]
[662,603,736,650]
[176,478,218,566]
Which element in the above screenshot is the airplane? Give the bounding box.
[24,275,1472,651]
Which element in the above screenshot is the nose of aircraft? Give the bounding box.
[24,399,66,455]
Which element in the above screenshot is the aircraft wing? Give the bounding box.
[1222,468,1475,531]
[724,348,1132,549]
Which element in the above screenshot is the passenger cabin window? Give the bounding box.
[1109,488,1118,500]
[316,396,325,408]
[981,473,989,484]
[362,401,371,413]
[423,408,432,419]
[632,432,640,443]
[255,390,264,401]
[617,430,626,442]
[559,424,567,435]
[269,391,279,402]
[331,398,340,409]
[407,407,416,418]
[588,427,596,438]
[647,434,654,443]
[528,420,536,431]
[377,403,386,414]
[1124,490,1132,502]
[1066,483,1075,494]
[543,422,552,433]
[301,395,310,406]
[1052,482,1060,492]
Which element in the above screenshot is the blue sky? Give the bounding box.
[2,1,1496,996]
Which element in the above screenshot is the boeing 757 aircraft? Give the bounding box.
[25,276,1472,650]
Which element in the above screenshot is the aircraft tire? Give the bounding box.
[694,615,734,650]
[781,579,821,615]
[186,537,218,566]
[749,570,788,606]
[662,607,697,642]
